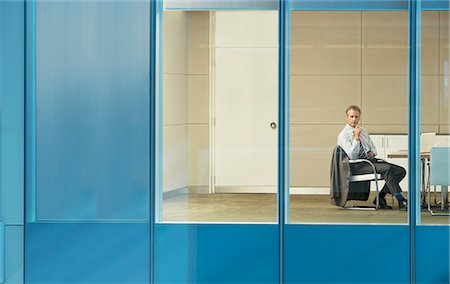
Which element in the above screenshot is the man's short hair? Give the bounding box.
[346,105,361,115]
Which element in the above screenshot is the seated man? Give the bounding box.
[338,105,408,210]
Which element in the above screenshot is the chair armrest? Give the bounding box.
[349,159,377,175]
[349,159,381,209]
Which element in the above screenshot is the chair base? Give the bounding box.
[429,209,450,216]
[427,185,449,216]
[343,205,377,211]
[428,204,450,216]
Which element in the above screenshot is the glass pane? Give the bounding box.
[420,10,450,224]
[159,10,278,222]
[35,0,150,220]
[289,10,409,224]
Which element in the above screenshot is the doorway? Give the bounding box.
[212,11,279,192]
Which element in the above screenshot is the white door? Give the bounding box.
[213,11,278,191]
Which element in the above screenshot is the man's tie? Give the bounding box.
[359,140,366,158]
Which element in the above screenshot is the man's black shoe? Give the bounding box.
[399,200,408,211]
[373,196,392,209]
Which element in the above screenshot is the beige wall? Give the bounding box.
[188,12,210,187]
[440,12,450,131]
[163,11,210,191]
[291,11,449,187]
[163,12,189,192]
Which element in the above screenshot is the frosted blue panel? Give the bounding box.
[164,0,277,10]
[422,0,450,10]
[25,223,150,283]
[291,0,407,11]
[285,225,410,284]
[0,223,3,283]
[35,1,150,220]
[416,226,450,284]
[154,224,279,283]
[5,225,23,284]
[0,0,25,225]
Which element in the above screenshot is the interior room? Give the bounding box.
[161,10,450,225]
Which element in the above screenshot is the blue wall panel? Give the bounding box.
[1,1,25,283]
[0,0,24,226]
[285,225,411,283]
[163,0,278,10]
[25,223,150,283]
[0,223,3,283]
[422,0,450,10]
[416,226,450,284]
[291,0,408,11]
[35,0,150,221]
[154,224,279,283]
[5,226,24,284]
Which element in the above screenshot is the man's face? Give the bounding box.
[346,109,360,127]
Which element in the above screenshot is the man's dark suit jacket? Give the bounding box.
[330,146,370,207]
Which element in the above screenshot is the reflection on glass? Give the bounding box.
[289,11,409,224]
[160,11,278,222]
[420,11,450,224]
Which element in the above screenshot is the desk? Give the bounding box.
[387,151,430,159]
[387,151,449,214]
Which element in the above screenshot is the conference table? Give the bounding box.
[387,151,449,214]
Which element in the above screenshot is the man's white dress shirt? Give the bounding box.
[337,124,377,160]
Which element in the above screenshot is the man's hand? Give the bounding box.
[354,125,361,140]
[367,151,375,159]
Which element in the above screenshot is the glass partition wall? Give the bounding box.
[158,3,449,226]
[420,10,450,224]
[159,10,279,222]
[289,10,410,224]
[156,3,450,228]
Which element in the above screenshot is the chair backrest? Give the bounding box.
[430,146,450,186]
[420,133,436,152]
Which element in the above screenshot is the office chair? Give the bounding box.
[331,146,382,210]
[428,147,450,216]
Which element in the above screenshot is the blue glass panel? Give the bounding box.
[154,224,279,283]
[422,0,450,10]
[0,223,3,283]
[164,0,278,10]
[416,226,450,284]
[0,0,24,225]
[292,0,408,11]
[5,225,23,284]
[285,225,411,283]
[25,223,150,283]
[35,0,150,220]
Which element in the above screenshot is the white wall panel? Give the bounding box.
[215,11,277,47]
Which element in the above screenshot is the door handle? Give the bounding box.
[270,122,277,129]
